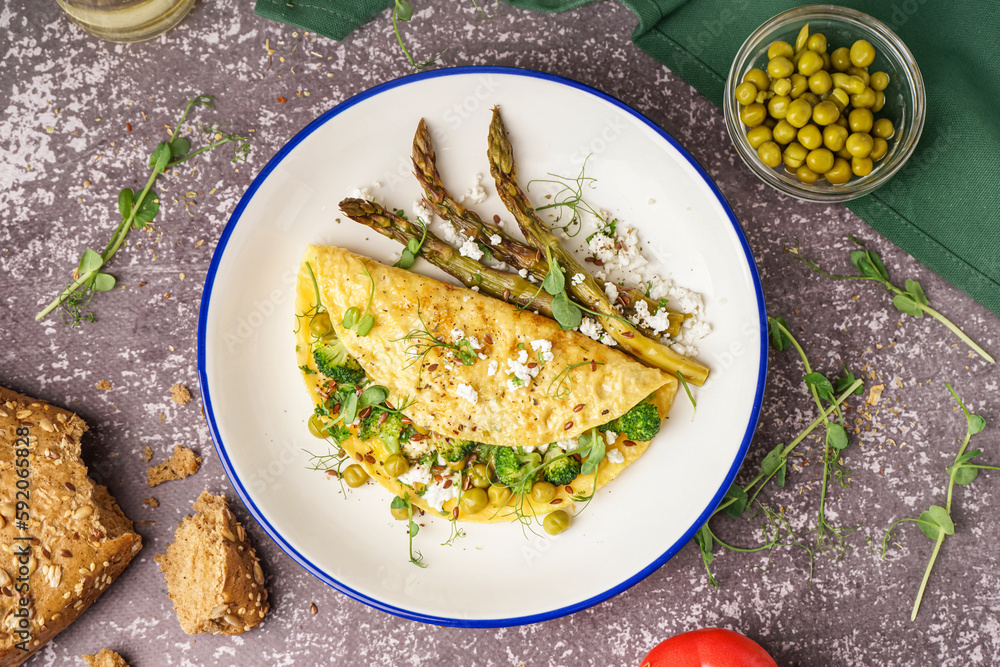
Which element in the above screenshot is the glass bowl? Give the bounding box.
[724,5,925,202]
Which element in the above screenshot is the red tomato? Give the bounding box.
[640,628,778,667]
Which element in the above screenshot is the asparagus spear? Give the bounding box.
[487,108,710,386]
[411,118,687,339]
[339,198,559,317]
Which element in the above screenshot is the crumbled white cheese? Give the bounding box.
[451,328,465,342]
[518,268,528,278]
[604,429,618,446]
[351,185,377,202]
[490,234,502,245]
[477,352,487,360]
[412,199,434,222]
[398,464,432,489]
[459,173,488,204]
[604,282,619,303]
[529,339,554,363]
[571,273,585,286]
[471,286,480,292]
[397,464,460,512]
[506,349,539,390]
[466,336,482,350]
[437,219,462,245]
[458,235,484,261]
[607,448,625,464]
[631,298,672,336]
[487,360,499,376]
[456,383,478,405]
[647,275,711,357]
[578,317,617,348]
[552,437,578,452]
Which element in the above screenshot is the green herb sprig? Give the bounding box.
[36,94,250,325]
[526,156,602,238]
[394,217,427,269]
[391,493,426,568]
[881,382,994,620]
[396,301,478,368]
[791,236,994,363]
[391,0,446,71]
[342,263,376,336]
[547,360,605,399]
[694,317,865,586]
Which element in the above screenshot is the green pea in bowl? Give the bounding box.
[724,5,925,202]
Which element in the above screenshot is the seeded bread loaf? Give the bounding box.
[81,647,130,666]
[0,386,143,667]
[155,491,268,635]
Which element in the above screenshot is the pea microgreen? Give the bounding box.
[394,218,427,269]
[694,317,865,586]
[36,93,250,326]
[790,237,994,363]
[342,263,376,336]
[526,155,602,238]
[391,493,426,568]
[391,0,446,71]
[676,371,696,419]
[881,382,995,620]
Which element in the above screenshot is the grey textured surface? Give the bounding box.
[1,1,999,666]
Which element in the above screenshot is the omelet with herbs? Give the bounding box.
[296,245,677,525]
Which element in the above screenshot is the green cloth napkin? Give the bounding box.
[254,0,1000,317]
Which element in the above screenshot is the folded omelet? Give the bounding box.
[295,245,677,522]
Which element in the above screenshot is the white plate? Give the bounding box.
[198,66,767,627]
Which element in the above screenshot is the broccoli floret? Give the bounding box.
[435,437,475,463]
[603,402,661,442]
[543,449,581,486]
[312,339,366,384]
[490,446,522,487]
[357,410,404,452]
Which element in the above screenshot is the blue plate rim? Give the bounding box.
[196,64,768,629]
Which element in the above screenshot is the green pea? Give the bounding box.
[768,40,794,60]
[811,100,840,126]
[789,73,808,98]
[743,68,770,91]
[830,47,851,72]
[872,90,886,112]
[757,141,783,168]
[384,454,409,478]
[799,92,821,107]
[806,148,835,174]
[768,56,794,79]
[808,70,832,95]
[543,510,571,536]
[772,119,798,145]
[771,77,792,97]
[746,125,773,150]
[343,464,369,488]
[390,502,409,521]
[735,82,758,106]
[871,137,889,160]
[850,87,877,109]
[794,24,809,52]
[846,132,874,158]
[850,40,875,67]
[848,108,874,133]
[470,463,491,488]
[825,157,853,184]
[823,124,849,152]
[460,488,489,514]
[797,124,823,150]
[807,33,827,54]
[832,72,865,95]
[872,118,894,139]
[828,88,850,111]
[767,95,791,120]
[847,66,871,86]
[870,71,889,91]
[783,141,808,170]
[488,485,512,506]
[785,98,813,128]
[308,415,327,439]
[852,156,874,177]
[797,50,824,76]
[739,103,767,128]
[530,481,556,504]
[796,164,820,184]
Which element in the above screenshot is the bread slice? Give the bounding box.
[155,491,268,635]
[81,648,130,666]
[0,387,142,667]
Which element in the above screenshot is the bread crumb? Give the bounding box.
[146,446,202,487]
[144,497,160,508]
[155,491,270,635]
[170,383,193,405]
[142,446,153,462]
[95,380,112,390]
[82,647,131,667]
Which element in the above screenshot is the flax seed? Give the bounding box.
[401,417,412,425]
[355,453,363,462]
[484,334,493,345]
[623,440,636,447]
[550,499,563,505]
[378,411,387,425]
[502,289,510,302]
[443,479,453,489]
[564,421,573,430]
[564,486,574,494]
[384,400,395,410]
[493,214,501,224]
[427,364,439,372]
[364,454,376,464]
[622,331,634,338]
[359,406,373,420]
[527,362,537,369]
[573,403,585,412]
[452,507,460,518]
[590,361,597,372]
